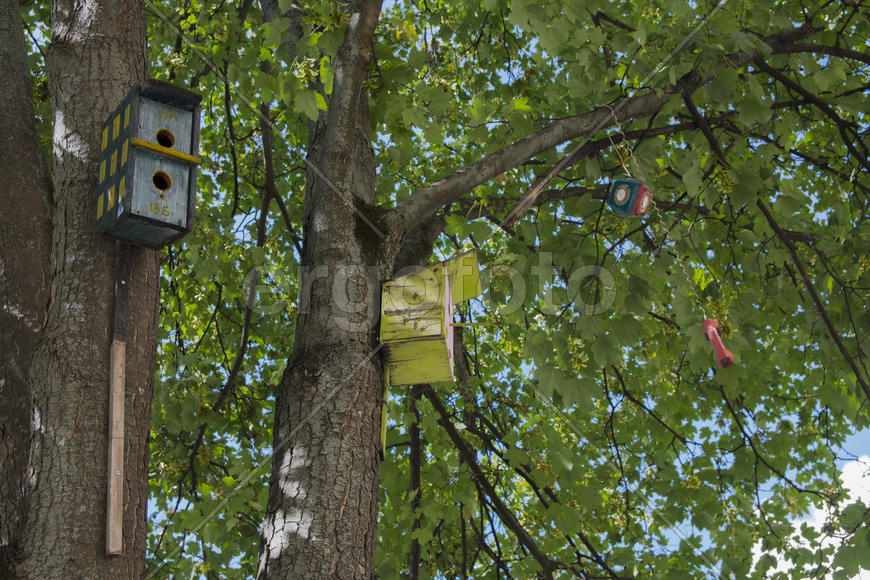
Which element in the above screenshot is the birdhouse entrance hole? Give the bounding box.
[152,171,171,191]
[156,129,175,148]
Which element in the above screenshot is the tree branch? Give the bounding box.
[393,23,818,233]
[270,191,304,256]
[772,43,870,66]
[423,387,560,578]
[223,62,242,216]
[681,90,728,166]
[591,10,635,32]
[395,91,669,232]
[754,60,870,173]
[756,199,870,403]
[326,0,382,145]
[180,102,278,490]
[408,385,423,580]
[719,383,828,501]
[465,418,620,578]
[737,130,870,196]
[611,366,690,446]
[0,0,52,556]
[501,114,736,226]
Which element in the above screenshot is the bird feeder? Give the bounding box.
[94,80,202,248]
[607,178,652,217]
[380,251,481,386]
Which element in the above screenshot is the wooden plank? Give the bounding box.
[380,268,446,342]
[386,339,453,385]
[433,250,480,304]
[379,385,388,459]
[443,272,454,374]
[106,339,125,556]
[385,274,454,386]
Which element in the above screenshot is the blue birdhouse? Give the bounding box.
[607,178,652,217]
[94,80,202,248]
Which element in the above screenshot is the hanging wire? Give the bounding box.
[603,104,712,320]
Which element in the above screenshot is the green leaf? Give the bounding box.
[590,333,620,366]
[730,164,764,206]
[585,156,600,180]
[317,28,345,56]
[738,96,773,125]
[294,89,320,121]
[559,377,596,408]
[535,367,561,398]
[682,162,703,197]
[319,57,334,94]
[512,96,531,111]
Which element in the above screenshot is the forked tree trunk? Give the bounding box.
[255,1,400,576]
[1,0,157,577]
[255,135,390,575]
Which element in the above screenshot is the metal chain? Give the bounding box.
[604,104,710,319]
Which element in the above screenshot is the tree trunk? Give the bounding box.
[1,0,157,577]
[0,0,53,571]
[256,2,398,576]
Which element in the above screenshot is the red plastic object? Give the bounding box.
[702,319,735,368]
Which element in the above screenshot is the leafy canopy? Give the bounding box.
[23,0,870,577]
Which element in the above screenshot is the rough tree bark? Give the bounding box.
[1,0,158,577]
[0,1,52,571]
[256,1,399,576]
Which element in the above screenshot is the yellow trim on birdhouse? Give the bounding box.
[113,114,120,140]
[97,194,104,219]
[107,185,115,210]
[121,139,129,167]
[119,176,126,201]
[123,104,130,129]
[99,160,106,184]
[101,127,109,151]
[130,137,202,164]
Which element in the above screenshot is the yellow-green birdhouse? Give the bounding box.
[380,251,480,386]
[432,250,482,305]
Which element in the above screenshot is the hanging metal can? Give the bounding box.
[607,178,652,217]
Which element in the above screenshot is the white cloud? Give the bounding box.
[754,456,870,579]
[841,457,870,505]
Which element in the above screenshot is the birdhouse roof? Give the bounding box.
[141,79,203,111]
